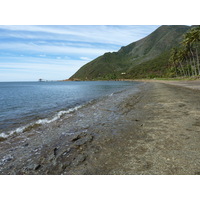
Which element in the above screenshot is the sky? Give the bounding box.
[0,25,160,81]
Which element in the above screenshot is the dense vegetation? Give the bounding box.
[70,25,197,80]
[169,26,200,77]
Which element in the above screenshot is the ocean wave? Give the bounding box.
[0,105,83,139]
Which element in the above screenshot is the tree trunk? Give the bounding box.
[196,47,200,75]
[179,62,186,76]
[186,59,191,77]
[173,62,178,77]
[190,47,197,76]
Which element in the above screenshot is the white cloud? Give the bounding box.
[0,25,160,45]
[0,25,161,81]
[0,56,87,66]
[80,57,91,61]
[0,42,116,56]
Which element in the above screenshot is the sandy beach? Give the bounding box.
[1,80,200,175]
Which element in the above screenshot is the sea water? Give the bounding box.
[0,81,140,138]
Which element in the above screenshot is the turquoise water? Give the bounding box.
[0,81,140,136]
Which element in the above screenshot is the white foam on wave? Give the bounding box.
[35,105,82,125]
[0,132,9,138]
[0,105,83,139]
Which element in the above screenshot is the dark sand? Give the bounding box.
[1,81,200,175]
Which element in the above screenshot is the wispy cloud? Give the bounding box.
[0,25,160,81]
[80,57,91,61]
[0,42,116,56]
[0,25,159,45]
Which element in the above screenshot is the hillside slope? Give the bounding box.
[70,25,191,80]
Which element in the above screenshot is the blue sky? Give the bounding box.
[0,25,160,81]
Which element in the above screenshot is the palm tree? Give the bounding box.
[177,49,187,76]
[191,27,200,74]
[182,27,200,75]
[169,26,200,77]
[182,32,197,75]
[183,47,192,76]
[169,48,178,76]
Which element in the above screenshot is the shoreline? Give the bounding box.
[0,80,140,139]
[1,81,200,174]
[0,82,143,174]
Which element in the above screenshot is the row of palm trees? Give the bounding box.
[169,26,200,77]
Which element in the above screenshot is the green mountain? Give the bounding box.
[70,25,192,80]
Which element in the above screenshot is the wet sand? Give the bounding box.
[1,81,200,175]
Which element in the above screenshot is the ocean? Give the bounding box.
[0,81,140,138]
